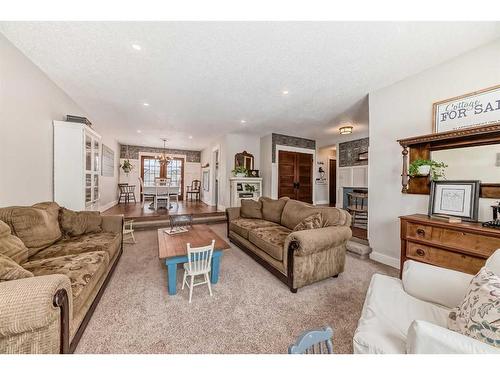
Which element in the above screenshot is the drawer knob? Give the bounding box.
[416,248,425,256]
[416,229,426,236]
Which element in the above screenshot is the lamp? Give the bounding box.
[155,138,172,166]
[339,126,353,135]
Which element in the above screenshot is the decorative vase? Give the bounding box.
[417,165,431,176]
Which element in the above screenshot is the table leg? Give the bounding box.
[166,261,178,295]
[210,251,222,284]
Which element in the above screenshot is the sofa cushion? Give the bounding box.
[0,202,62,256]
[259,197,289,224]
[248,226,291,261]
[59,208,102,237]
[293,212,323,231]
[0,220,29,264]
[447,268,500,348]
[353,274,450,354]
[28,232,121,262]
[281,199,350,230]
[23,251,109,314]
[240,199,263,219]
[0,253,33,281]
[229,218,279,239]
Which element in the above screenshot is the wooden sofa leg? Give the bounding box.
[290,287,298,293]
[332,274,339,278]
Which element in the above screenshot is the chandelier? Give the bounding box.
[155,138,173,166]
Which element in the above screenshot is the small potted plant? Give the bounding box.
[408,159,447,180]
[232,166,248,177]
[120,159,134,174]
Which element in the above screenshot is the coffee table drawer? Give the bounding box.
[406,242,485,275]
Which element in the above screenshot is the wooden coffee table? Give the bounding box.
[158,224,230,295]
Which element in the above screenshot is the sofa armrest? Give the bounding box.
[407,320,499,354]
[402,260,473,309]
[288,226,352,256]
[0,274,72,353]
[101,215,124,234]
[226,207,241,221]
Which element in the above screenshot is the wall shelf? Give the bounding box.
[397,123,500,198]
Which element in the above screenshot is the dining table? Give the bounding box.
[143,184,180,210]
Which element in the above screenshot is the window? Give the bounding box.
[141,156,184,200]
[143,158,161,185]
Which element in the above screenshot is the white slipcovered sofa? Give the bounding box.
[353,250,500,354]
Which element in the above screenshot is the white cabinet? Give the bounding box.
[229,177,263,207]
[54,121,101,210]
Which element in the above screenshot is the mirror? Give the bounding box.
[431,144,500,183]
[235,151,254,170]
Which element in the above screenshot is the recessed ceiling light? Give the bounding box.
[282,90,289,95]
[240,120,247,124]
[132,44,142,51]
[137,130,142,134]
[188,135,193,139]
[143,102,150,107]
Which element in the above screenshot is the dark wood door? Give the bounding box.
[278,150,313,203]
[329,159,337,207]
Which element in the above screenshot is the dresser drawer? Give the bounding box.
[405,222,500,258]
[406,242,485,274]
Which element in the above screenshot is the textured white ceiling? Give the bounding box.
[1,22,499,150]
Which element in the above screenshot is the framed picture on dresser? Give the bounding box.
[428,180,480,222]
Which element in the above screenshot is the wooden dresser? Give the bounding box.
[400,214,500,276]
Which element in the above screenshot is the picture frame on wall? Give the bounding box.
[428,180,480,222]
[432,84,500,134]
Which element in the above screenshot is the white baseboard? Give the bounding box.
[99,200,118,213]
[314,200,329,205]
[369,251,400,269]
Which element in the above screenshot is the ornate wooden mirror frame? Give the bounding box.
[398,123,500,198]
[234,151,254,170]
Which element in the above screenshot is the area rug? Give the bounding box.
[75,224,397,354]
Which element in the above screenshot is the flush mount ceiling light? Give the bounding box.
[131,44,142,51]
[339,126,353,135]
[136,130,142,133]
[188,135,193,139]
[240,119,247,124]
[143,102,150,107]
[282,90,289,96]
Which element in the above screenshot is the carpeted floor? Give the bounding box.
[75,224,397,354]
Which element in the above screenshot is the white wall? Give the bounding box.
[0,33,119,210]
[369,39,500,269]
[315,146,336,204]
[260,134,273,198]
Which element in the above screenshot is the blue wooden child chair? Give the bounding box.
[288,326,333,354]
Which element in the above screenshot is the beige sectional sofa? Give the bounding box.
[0,202,123,354]
[226,197,352,292]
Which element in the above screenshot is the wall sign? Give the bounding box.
[433,85,500,133]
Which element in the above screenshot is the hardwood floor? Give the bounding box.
[103,201,225,221]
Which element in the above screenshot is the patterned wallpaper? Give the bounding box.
[338,137,369,167]
[120,144,201,163]
[271,133,316,162]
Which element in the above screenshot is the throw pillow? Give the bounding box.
[259,197,289,224]
[293,212,323,231]
[448,267,500,348]
[0,253,33,281]
[59,208,103,237]
[240,199,263,219]
[0,220,29,264]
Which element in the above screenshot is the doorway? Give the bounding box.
[329,159,337,207]
[278,150,313,203]
[140,156,184,200]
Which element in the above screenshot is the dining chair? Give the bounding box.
[168,185,180,208]
[118,183,136,204]
[182,239,215,303]
[186,179,201,202]
[154,178,171,210]
[138,177,155,207]
[288,326,334,354]
[347,191,368,228]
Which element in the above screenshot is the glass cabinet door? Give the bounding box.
[85,135,92,172]
[85,173,92,203]
[93,138,100,173]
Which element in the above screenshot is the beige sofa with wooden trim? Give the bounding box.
[226,197,352,292]
[0,202,123,354]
